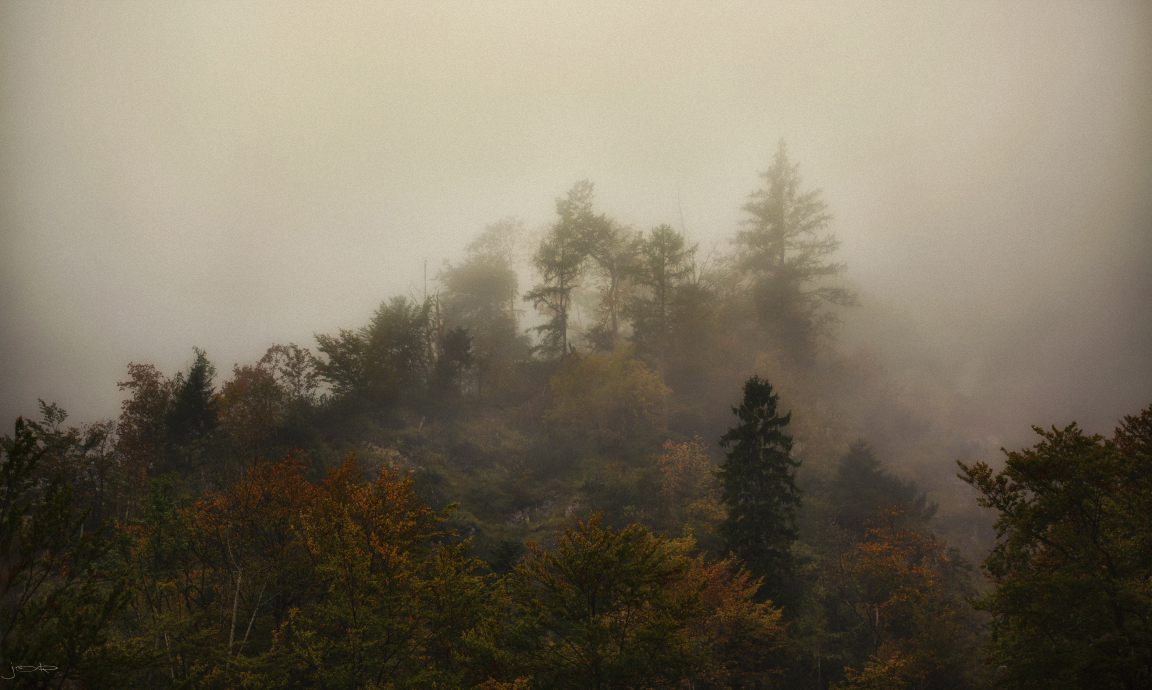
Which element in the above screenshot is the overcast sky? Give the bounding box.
[2,1,1149,445]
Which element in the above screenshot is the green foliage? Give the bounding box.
[7,148,1008,687]
[119,453,492,687]
[958,407,1152,689]
[576,215,638,353]
[315,296,434,402]
[259,343,320,408]
[167,348,219,448]
[434,326,475,396]
[441,219,531,399]
[626,224,698,366]
[117,361,177,486]
[25,400,125,530]
[0,418,138,687]
[654,438,724,552]
[717,375,801,606]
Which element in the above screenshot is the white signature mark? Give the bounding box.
[2,664,58,679]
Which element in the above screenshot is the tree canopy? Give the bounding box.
[958,406,1152,690]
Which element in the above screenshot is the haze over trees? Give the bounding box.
[2,144,1148,689]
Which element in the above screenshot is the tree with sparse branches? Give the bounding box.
[525,181,595,359]
[578,215,639,353]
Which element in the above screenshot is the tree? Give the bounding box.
[119,453,490,687]
[1,418,137,687]
[434,326,475,396]
[216,362,286,459]
[116,362,176,486]
[314,296,433,401]
[958,406,1152,690]
[737,141,855,362]
[626,224,697,365]
[26,401,125,531]
[577,215,639,353]
[166,348,218,448]
[542,348,669,452]
[655,438,724,547]
[259,343,319,407]
[503,514,783,688]
[717,375,801,605]
[462,216,525,316]
[441,220,531,397]
[827,440,937,537]
[443,247,519,331]
[266,457,487,688]
[525,181,595,359]
[831,508,983,690]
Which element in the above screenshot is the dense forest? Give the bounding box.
[3,144,1150,689]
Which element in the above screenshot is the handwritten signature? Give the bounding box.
[2,664,57,679]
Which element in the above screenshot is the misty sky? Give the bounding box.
[2,1,1150,447]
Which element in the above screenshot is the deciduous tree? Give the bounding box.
[543,348,669,452]
[314,296,434,401]
[958,406,1152,690]
[0,418,137,687]
[525,182,595,359]
[504,514,783,688]
[578,216,639,353]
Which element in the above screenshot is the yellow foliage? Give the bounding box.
[543,347,670,448]
[656,438,725,538]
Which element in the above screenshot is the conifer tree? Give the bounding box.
[717,375,800,605]
[737,141,855,362]
[166,347,217,447]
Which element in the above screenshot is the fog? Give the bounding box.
[2,1,1150,449]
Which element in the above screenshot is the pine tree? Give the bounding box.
[717,375,800,605]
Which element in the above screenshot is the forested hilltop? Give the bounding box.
[3,145,1150,688]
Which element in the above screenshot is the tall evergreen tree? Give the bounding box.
[737,141,855,362]
[717,375,800,605]
[166,347,217,447]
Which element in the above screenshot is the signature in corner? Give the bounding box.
[2,664,58,679]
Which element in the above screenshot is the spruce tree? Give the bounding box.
[717,375,800,604]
